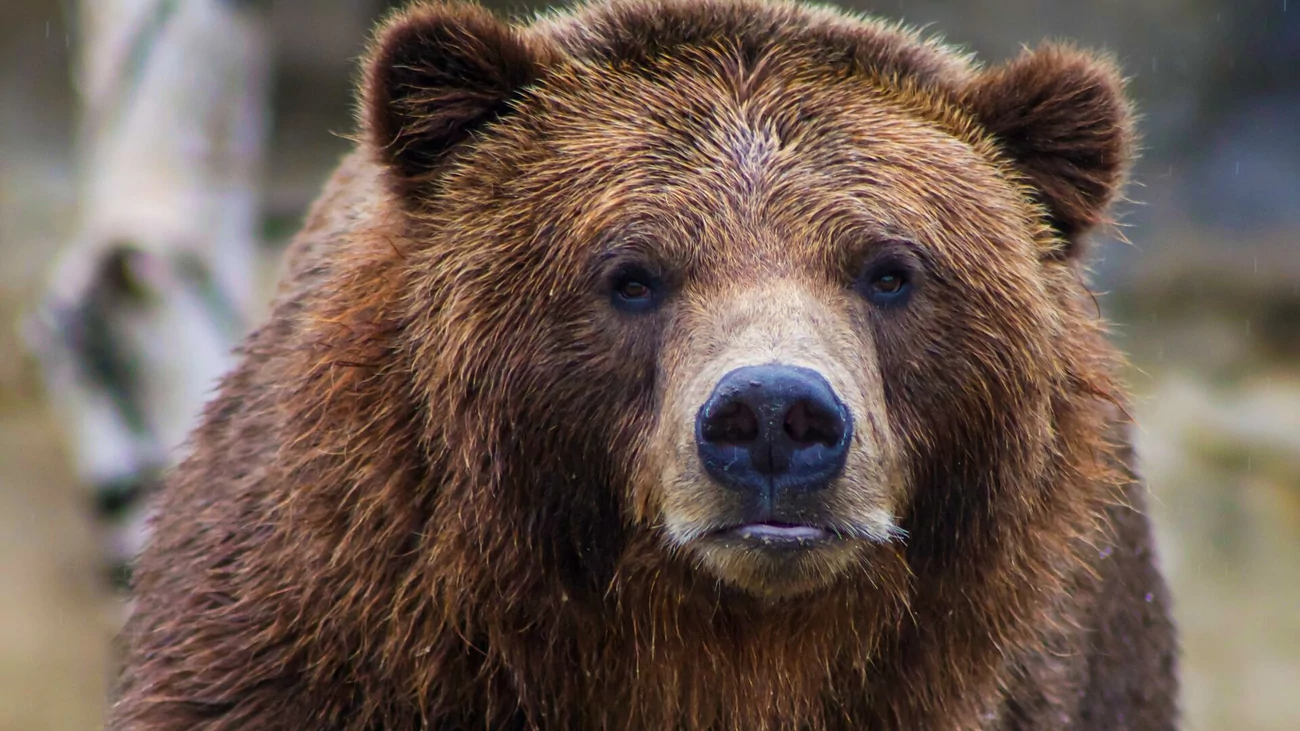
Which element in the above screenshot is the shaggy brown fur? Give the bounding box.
[110,1,1177,729]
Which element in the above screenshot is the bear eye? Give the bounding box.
[619,279,651,300]
[856,258,916,307]
[872,272,905,294]
[609,265,660,313]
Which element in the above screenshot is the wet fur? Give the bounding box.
[110,1,1177,729]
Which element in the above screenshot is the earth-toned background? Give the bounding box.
[2,1,1297,729]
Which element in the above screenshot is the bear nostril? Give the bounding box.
[783,399,843,447]
[702,401,760,445]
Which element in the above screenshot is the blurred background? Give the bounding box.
[0,1,1296,729]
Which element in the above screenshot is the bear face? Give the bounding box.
[366,0,1127,601]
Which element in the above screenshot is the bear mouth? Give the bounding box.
[710,522,836,549]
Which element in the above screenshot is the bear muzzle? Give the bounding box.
[695,364,853,549]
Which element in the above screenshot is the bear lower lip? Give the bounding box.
[717,523,833,547]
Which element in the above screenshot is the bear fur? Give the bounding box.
[110,0,1178,729]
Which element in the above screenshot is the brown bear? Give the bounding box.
[109,0,1178,729]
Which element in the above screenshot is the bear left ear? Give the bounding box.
[962,44,1135,256]
[362,2,557,194]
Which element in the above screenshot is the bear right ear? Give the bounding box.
[362,2,554,193]
[962,45,1135,258]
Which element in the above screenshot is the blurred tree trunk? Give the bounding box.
[24,0,272,587]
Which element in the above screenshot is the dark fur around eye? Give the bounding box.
[608,264,663,313]
[855,248,920,308]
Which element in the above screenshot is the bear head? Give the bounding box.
[359,0,1132,604]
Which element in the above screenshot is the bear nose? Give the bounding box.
[696,365,852,497]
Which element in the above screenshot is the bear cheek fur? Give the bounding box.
[395,209,659,603]
[873,217,1066,567]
